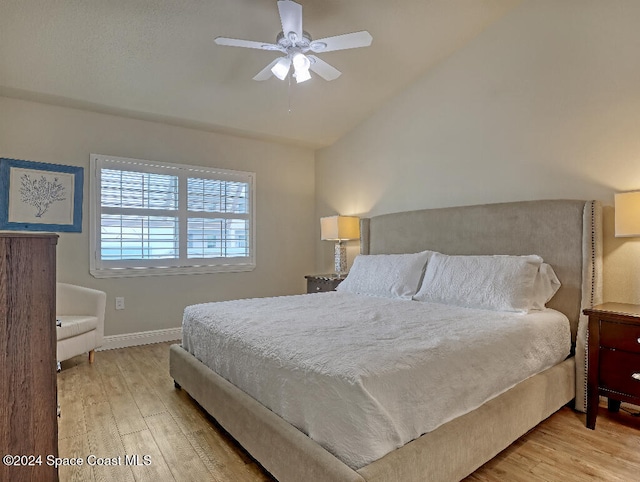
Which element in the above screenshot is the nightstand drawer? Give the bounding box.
[600,349,640,398]
[308,279,334,293]
[600,321,640,353]
[305,275,345,293]
[584,302,640,429]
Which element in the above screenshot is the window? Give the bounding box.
[90,154,255,278]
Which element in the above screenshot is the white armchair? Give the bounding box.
[56,283,106,365]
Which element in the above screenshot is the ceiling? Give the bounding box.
[0,0,519,148]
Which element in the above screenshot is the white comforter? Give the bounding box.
[182,292,570,470]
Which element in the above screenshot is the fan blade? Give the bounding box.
[308,55,341,81]
[215,37,281,51]
[277,1,303,43]
[310,31,373,53]
[253,59,280,81]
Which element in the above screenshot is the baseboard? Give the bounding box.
[98,327,182,351]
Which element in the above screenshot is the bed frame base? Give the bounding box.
[170,343,575,482]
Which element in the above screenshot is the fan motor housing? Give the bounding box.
[277,30,312,49]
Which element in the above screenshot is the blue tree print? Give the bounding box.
[19,174,67,218]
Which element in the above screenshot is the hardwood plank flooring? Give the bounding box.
[57,342,269,482]
[58,342,640,481]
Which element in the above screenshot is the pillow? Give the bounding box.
[530,263,561,310]
[412,253,543,312]
[336,251,434,299]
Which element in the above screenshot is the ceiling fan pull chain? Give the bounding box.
[288,72,292,114]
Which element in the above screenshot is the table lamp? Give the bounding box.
[321,215,360,276]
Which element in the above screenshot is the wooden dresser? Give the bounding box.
[0,233,59,482]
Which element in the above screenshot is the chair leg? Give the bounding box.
[88,350,95,364]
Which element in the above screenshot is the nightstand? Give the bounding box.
[305,274,345,293]
[584,303,640,429]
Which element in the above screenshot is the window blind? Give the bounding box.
[90,155,255,278]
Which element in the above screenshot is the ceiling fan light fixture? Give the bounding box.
[292,52,310,71]
[292,52,311,83]
[294,68,311,83]
[271,57,292,80]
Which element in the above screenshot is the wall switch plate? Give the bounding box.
[115,297,125,310]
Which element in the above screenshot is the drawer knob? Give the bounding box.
[633,373,640,381]
[637,338,640,344]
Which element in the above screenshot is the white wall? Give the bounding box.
[316,0,640,304]
[0,96,316,336]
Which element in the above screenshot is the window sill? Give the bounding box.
[90,264,256,278]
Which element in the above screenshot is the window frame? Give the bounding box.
[90,154,256,278]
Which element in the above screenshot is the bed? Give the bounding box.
[170,199,603,482]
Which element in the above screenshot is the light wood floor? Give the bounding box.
[58,342,640,482]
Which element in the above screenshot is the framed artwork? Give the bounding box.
[0,158,84,232]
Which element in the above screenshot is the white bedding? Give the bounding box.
[182,292,571,470]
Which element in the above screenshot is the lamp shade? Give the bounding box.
[271,57,291,80]
[615,192,640,237]
[321,215,360,241]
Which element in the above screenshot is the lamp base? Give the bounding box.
[334,241,347,276]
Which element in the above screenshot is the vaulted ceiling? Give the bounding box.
[0,0,519,148]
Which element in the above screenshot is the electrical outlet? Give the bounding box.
[115,297,125,310]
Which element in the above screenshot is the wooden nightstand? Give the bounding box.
[584,302,640,429]
[305,274,345,293]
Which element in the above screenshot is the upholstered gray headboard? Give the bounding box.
[361,199,603,413]
[360,199,602,343]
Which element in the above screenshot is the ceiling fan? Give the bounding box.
[214,0,372,83]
